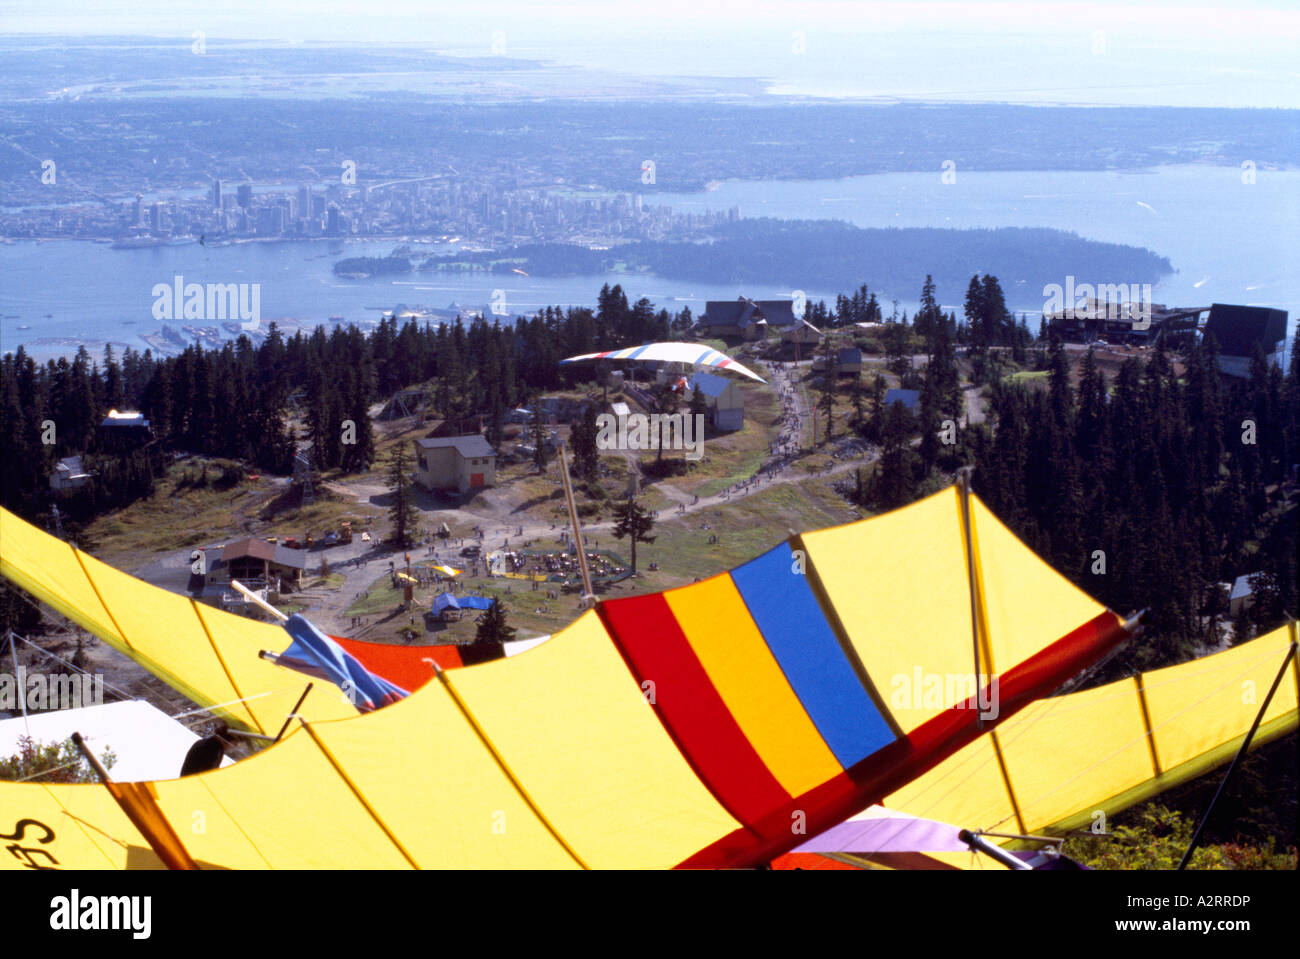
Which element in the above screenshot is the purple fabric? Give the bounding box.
[793,812,968,854]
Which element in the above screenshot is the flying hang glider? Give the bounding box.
[560,341,767,383]
[1,480,1150,869]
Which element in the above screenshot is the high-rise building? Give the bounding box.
[237,183,253,208]
[326,204,341,236]
[257,206,284,235]
[150,202,164,233]
[132,194,143,225]
[297,185,310,218]
[211,179,222,210]
[311,195,326,219]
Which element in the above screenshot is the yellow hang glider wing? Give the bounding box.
[0,509,355,733]
[0,485,1153,868]
[884,622,1298,843]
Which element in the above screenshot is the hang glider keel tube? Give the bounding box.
[72,732,199,871]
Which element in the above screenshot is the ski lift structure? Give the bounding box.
[383,387,429,422]
[293,447,317,506]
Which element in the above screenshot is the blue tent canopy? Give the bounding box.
[434,593,494,613]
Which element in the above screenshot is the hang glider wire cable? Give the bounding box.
[1176,627,1297,870]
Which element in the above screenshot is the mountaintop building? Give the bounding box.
[698,297,799,340]
[1203,303,1289,379]
[687,371,744,431]
[414,435,497,493]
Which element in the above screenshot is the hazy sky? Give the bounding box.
[2,0,1298,107]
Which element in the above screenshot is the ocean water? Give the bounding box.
[0,237,829,359]
[655,164,1300,322]
[2,164,1296,360]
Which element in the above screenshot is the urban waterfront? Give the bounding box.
[3,164,1297,360]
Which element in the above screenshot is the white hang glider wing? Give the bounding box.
[560,341,767,383]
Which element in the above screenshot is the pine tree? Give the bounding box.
[611,496,656,572]
[849,373,866,426]
[386,443,420,548]
[964,275,987,356]
[102,344,124,411]
[818,373,836,442]
[918,390,937,474]
[340,371,376,473]
[869,400,918,510]
[476,599,517,645]
[981,274,1012,348]
[531,404,549,472]
[917,274,941,361]
[570,404,600,482]
[689,384,708,420]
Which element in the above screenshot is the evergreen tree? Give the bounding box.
[849,372,865,427]
[964,275,987,356]
[689,384,708,420]
[868,400,918,510]
[340,369,376,473]
[918,382,939,473]
[531,405,550,472]
[386,443,420,548]
[818,372,836,442]
[611,496,656,573]
[916,274,941,360]
[570,404,600,482]
[476,599,517,645]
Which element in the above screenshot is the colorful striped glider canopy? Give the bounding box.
[560,341,766,383]
[0,485,1154,869]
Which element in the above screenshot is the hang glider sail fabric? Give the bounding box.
[0,486,1149,868]
[0,509,356,734]
[560,341,767,383]
[332,635,507,690]
[597,487,1128,867]
[881,621,1298,845]
[276,615,408,711]
[4,625,1290,871]
[773,624,1298,871]
[791,804,972,855]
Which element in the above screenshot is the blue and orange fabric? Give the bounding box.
[277,614,409,711]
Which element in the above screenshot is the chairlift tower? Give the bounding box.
[294,448,316,505]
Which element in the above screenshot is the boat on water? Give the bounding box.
[111,236,195,250]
